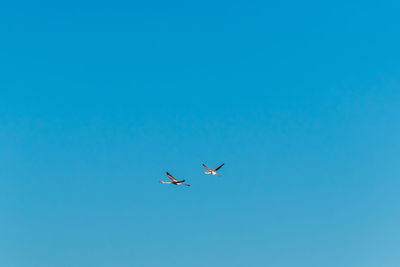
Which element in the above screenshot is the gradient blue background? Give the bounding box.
[1,0,400,266]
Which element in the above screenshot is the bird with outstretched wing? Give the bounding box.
[202,163,224,176]
[160,172,190,186]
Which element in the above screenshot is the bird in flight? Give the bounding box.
[202,163,224,176]
[160,172,191,186]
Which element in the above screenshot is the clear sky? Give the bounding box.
[1,0,400,266]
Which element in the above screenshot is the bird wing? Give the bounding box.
[202,164,212,172]
[214,163,225,171]
[166,172,178,182]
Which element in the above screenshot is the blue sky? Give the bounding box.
[1,0,400,266]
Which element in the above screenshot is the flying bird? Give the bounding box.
[160,172,191,186]
[202,163,224,176]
